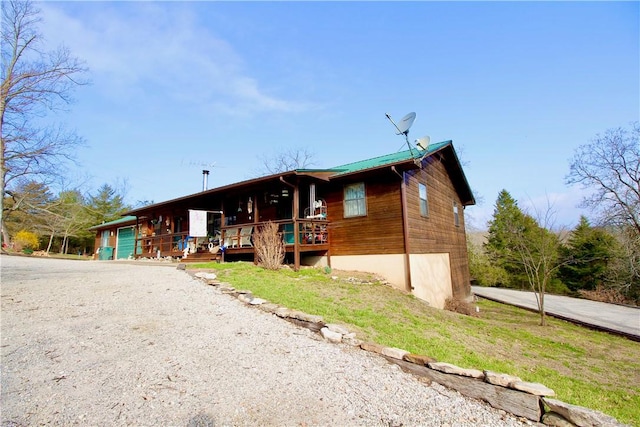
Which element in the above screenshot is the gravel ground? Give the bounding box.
[1,255,529,426]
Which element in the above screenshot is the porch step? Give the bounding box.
[182,251,221,263]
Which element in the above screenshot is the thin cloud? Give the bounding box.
[39,3,313,115]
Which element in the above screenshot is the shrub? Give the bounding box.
[579,285,634,305]
[444,297,479,317]
[468,238,510,287]
[13,230,40,252]
[253,221,285,270]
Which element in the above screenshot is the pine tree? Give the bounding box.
[87,184,129,225]
[484,190,529,288]
[559,216,617,292]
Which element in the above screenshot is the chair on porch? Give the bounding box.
[224,228,240,248]
[239,227,253,247]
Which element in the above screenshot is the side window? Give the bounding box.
[344,183,366,217]
[101,230,110,247]
[453,201,460,227]
[419,183,429,217]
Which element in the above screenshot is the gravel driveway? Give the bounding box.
[1,255,527,426]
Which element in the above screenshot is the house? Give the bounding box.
[93,140,475,308]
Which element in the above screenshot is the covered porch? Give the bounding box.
[125,172,331,269]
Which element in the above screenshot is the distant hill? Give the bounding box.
[467,231,488,247]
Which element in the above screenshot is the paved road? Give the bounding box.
[471,286,640,340]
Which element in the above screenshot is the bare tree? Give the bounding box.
[567,122,640,234]
[510,205,571,326]
[1,0,88,247]
[255,147,316,176]
[499,200,568,326]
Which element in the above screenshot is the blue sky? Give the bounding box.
[38,1,638,230]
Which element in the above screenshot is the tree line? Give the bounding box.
[469,122,640,323]
[4,181,129,255]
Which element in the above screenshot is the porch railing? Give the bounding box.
[222,219,328,248]
[135,231,204,257]
[135,218,329,258]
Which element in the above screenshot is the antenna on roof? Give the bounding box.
[181,159,218,191]
[385,112,417,157]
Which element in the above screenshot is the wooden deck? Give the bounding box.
[133,219,329,262]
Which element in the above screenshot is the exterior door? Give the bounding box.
[116,226,135,260]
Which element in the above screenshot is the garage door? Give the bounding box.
[116,226,135,260]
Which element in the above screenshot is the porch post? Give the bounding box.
[293,182,300,271]
[280,176,299,271]
[220,201,226,263]
[251,193,257,265]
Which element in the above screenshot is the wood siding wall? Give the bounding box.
[405,160,471,299]
[325,171,405,256]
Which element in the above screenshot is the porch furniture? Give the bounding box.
[302,222,328,244]
[304,199,327,219]
[224,228,240,248]
[239,227,253,247]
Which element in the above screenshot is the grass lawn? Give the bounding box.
[190,262,639,426]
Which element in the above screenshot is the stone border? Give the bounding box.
[189,269,628,427]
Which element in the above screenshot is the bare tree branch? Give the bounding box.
[567,122,640,235]
[1,0,88,246]
[255,147,316,176]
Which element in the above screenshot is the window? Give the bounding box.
[101,230,109,247]
[419,183,429,217]
[453,201,460,227]
[344,183,366,217]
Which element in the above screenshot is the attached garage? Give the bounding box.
[88,216,137,260]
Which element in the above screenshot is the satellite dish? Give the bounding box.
[415,136,431,151]
[396,112,416,135]
[385,111,418,156]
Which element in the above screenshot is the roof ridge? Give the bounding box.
[327,140,452,174]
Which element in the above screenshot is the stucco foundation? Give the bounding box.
[329,254,407,291]
[329,253,453,309]
[409,253,452,309]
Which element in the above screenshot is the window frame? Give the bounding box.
[101,230,110,247]
[419,182,429,217]
[343,182,367,218]
[453,201,460,227]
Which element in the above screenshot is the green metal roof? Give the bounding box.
[326,140,451,176]
[88,215,137,231]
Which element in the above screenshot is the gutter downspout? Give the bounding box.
[391,166,413,292]
[280,176,299,271]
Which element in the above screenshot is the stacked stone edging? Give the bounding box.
[188,268,628,427]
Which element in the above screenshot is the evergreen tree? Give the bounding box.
[484,190,529,288]
[86,184,129,225]
[559,216,617,292]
